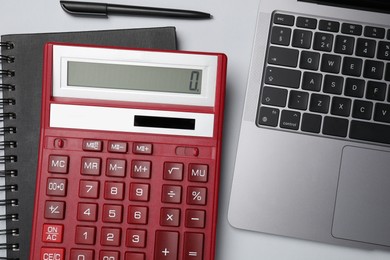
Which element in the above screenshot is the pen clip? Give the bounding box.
[60,1,108,17]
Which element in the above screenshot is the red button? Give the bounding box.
[42,224,63,243]
[163,162,184,181]
[44,201,65,220]
[126,229,146,248]
[48,155,69,174]
[102,204,123,223]
[70,249,94,260]
[128,206,148,225]
[108,141,128,153]
[183,232,204,260]
[106,159,126,177]
[188,164,208,182]
[125,252,145,260]
[161,185,182,204]
[81,157,101,176]
[77,203,98,222]
[160,208,180,227]
[104,182,125,200]
[187,187,207,205]
[129,183,150,202]
[40,247,65,260]
[154,231,179,260]
[79,180,100,199]
[131,160,151,179]
[99,251,119,260]
[46,178,67,197]
[101,227,121,246]
[185,210,206,228]
[133,143,153,155]
[82,139,102,151]
[75,226,96,245]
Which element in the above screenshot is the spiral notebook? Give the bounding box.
[0,27,177,259]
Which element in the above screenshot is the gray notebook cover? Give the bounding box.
[0,26,177,259]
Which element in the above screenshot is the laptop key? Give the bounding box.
[258,106,279,127]
[273,13,294,26]
[309,94,330,114]
[341,23,363,36]
[313,32,333,52]
[342,57,363,77]
[301,113,322,133]
[264,66,301,89]
[280,110,301,130]
[321,54,342,73]
[352,100,373,120]
[271,26,292,46]
[366,81,386,101]
[334,35,355,55]
[344,78,365,98]
[350,120,390,144]
[302,72,322,91]
[363,60,384,80]
[331,97,352,117]
[323,116,348,137]
[292,29,312,49]
[377,41,390,61]
[356,38,376,58]
[364,26,386,39]
[374,103,390,123]
[288,90,309,110]
[268,46,299,67]
[319,20,340,32]
[261,86,288,107]
[300,51,320,70]
[296,17,317,29]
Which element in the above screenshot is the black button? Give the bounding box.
[364,26,386,39]
[341,23,362,36]
[258,106,280,127]
[301,113,322,133]
[319,20,340,32]
[273,13,295,26]
[296,17,317,29]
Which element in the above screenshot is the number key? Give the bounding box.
[79,180,99,199]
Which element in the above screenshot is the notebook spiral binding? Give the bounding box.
[0,41,20,260]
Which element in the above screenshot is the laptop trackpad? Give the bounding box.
[332,146,390,247]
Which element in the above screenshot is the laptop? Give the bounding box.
[229,0,390,250]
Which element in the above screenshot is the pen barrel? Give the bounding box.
[107,4,211,19]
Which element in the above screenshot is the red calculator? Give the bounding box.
[30,43,226,260]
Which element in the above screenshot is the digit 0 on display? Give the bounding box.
[30,43,227,260]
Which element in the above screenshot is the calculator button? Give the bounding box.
[185,210,206,228]
[45,201,65,220]
[163,162,184,181]
[40,247,65,260]
[128,206,148,225]
[42,224,63,243]
[77,203,98,222]
[187,187,207,206]
[131,160,151,179]
[183,232,204,260]
[46,178,67,197]
[48,155,69,174]
[125,252,145,260]
[108,141,128,153]
[82,139,103,151]
[160,208,181,227]
[102,204,123,223]
[99,251,120,260]
[101,227,121,246]
[129,183,150,201]
[133,142,153,155]
[188,164,208,182]
[126,229,147,248]
[70,249,94,260]
[79,180,100,199]
[75,226,96,245]
[104,182,125,200]
[154,231,179,260]
[162,185,182,204]
[81,157,101,176]
[106,159,126,177]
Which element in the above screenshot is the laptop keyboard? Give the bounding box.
[258,12,390,145]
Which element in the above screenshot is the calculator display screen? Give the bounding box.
[67,61,202,95]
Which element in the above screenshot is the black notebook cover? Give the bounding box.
[0,26,177,259]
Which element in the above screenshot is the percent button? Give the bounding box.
[187,187,207,206]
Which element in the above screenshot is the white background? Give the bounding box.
[0,0,389,259]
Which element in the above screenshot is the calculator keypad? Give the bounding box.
[37,137,215,260]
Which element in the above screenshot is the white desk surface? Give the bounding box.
[1,0,389,259]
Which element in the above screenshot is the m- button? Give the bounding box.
[48,155,69,174]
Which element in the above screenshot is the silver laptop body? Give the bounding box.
[229,0,390,250]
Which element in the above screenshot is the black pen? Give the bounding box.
[60,0,212,19]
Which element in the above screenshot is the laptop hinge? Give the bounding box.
[298,0,390,14]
